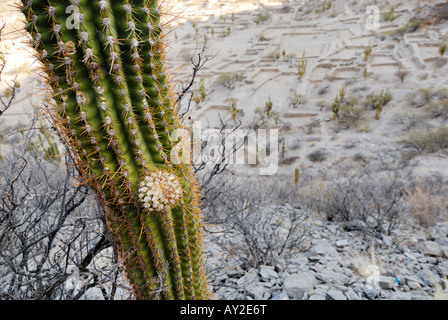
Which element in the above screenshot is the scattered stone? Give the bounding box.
[309,240,338,257]
[308,294,326,300]
[205,197,448,301]
[344,220,365,232]
[407,281,422,290]
[259,265,279,281]
[378,276,396,290]
[327,225,338,234]
[443,246,448,259]
[249,285,265,300]
[236,268,258,288]
[416,270,432,287]
[317,270,350,285]
[271,290,289,300]
[262,292,271,300]
[362,286,380,300]
[427,257,438,264]
[388,291,414,300]
[419,241,443,257]
[283,272,317,299]
[326,289,347,300]
[335,239,350,248]
[272,255,286,272]
[346,288,361,300]
[307,256,321,262]
[404,252,418,261]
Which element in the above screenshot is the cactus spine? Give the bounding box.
[20,0,208,300]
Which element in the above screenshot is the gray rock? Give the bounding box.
[344,220,365,232]
[287,255,309,267]
[262,292,271,300]
[404,252,418,261]
[259,265,279,281]
[283,272,317,299]
[427,257,438,264]
[237,268,258,287]
[407,281,422,290]
[327,225,338,234]
[404,275,424,286]
[335,239,350,248]
[418,256,428,263]
[307,255,321,262]
[416,269,432,287]
[379,290,391,299]
[317,269,350,285]
[438,261,448,275]
[284,265,300,274]
[443,246,448,259]
[249,285,266,300]
[326,289,347,300]
[271,290,289,300]
[389,291,414,300]
[308,294,326,300]
[346,288,361,300]
[271,255,286,272]
[378,276,396,290]
[380,234,393,247]
[362,286,380,300]
[309,240,338,257]
[419,241,443,257]
[261,281,273,288]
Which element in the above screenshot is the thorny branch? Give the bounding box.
[176,39,218,119]
[0,22,16,117]
[0,111,130,300]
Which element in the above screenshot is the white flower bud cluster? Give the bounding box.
[138,170,183,212]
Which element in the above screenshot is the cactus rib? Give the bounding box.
[20,0,208,300]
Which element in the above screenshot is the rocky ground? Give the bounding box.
[1,0,448,300]
[204,212,448,300]
[162,0,448,300]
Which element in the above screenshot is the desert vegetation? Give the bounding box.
[1,0,448,301]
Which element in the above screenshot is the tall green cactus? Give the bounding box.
[19,0,208,300]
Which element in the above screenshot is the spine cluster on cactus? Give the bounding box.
[20,0,208,300]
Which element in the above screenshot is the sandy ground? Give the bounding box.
[1,0,448,180]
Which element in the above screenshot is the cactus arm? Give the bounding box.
[20,0,208,300]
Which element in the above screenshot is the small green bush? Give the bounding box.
[215,72,245,89]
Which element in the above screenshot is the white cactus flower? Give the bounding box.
[138,170,183,212]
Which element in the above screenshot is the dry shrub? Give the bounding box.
[425,99,448,119]
[337,104,366,130]
[312,164,407,237]
[202,174,309,267]
[395,70,410,83]
[214,72,244,89]
[307,149,327,162]
[399,126,448,155]
[405,177,448,228]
